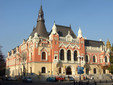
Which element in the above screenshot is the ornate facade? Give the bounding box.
[6,5,110,79]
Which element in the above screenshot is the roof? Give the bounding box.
[55,24,77,38]
[85,39,104,47]
[29,21,48,38]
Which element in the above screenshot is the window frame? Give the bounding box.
[67,50,71,61]
[41,51,47,61]
[60,49,64,61]
[41,67,46,73]
[74,50,78,61]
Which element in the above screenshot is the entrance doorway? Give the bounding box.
[66,66,72,75]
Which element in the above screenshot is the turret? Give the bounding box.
[106,39,111,49]
[78,27,83,38]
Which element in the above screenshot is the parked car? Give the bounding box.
[64,76,74,81]
[7,77,12,81]
[46,77,56,82]
[12,77,17,81]
[64,76,69,81]
[2,76,7,81]
[23,77,32,83]
[68,76,74,81]
[56,76,64,81]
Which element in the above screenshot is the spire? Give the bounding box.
[78,27,83,38]
[37,4,45,22]
[29,5,48,38]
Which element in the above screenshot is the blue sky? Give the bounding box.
[0,0,113,57]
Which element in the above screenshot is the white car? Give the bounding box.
[23,77,32,83]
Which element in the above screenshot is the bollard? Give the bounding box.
[86,82,89,85]
[73,80,75,85]
[100,80,101,83]
[79,81,80,85]
[94,81,97,85]
[81,81,83,85]
[75,81,77,85]
[106,80,107,83]
[86,81,89,85]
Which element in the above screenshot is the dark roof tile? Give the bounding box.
[85,39,104,47]
[55,24,76,38]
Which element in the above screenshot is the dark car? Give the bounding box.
[7,77,12,81]
[46,77,56,82]
[2,76,7,81]
[23,77,32,83]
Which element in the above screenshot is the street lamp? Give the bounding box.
[77,56,84,81]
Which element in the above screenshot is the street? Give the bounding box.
[0,80,113,85]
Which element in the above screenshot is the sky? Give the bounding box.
[0,0,113,57]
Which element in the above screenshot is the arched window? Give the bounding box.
[74,51,78,61]
[105,56,107,63]
[42,52,46,60]
[93,68,96,74]
[41,67,46,73]
[85,55,88,62]
[59,67,62,74]
[67,50,71,61]
[93,56,96,62]
[60,49,64,60]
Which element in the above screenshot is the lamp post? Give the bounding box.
[77,56,84,81]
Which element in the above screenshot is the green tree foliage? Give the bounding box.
[0,46,6,76]
[108,44,113,74]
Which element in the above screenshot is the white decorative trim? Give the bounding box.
[66,31,73,42]
[59,42,79,49]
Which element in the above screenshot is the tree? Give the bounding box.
[0,46,6,76]
[108,44,113,74]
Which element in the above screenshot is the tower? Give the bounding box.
[106,39,111,49]
[30,5,48,38]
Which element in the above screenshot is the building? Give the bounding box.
[6,5,110,79]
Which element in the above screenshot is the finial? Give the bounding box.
[40,0,42,8]
[54,21,55,24]
[79,27,81,30]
